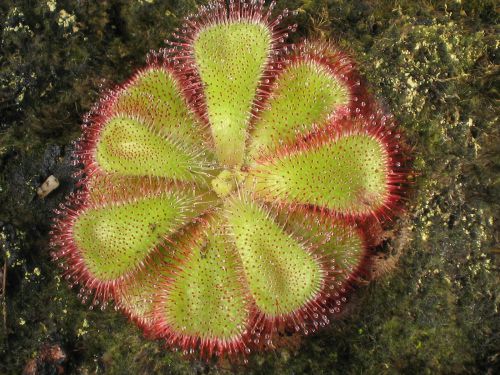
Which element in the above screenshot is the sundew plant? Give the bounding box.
[51,0,409,360]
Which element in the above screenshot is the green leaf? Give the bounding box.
[247,132,389,216]
[193,21,271,166]
[225,197,323,316]
[114,252,170,325]
[248,59,349,159]
[112,67,207,148]
[280,211,366,286]
[73,192,202,281]
[96,116,212,182]
[160,221,249,341]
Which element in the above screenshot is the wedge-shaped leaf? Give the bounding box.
[279,211,366,287]
[114,252,171,328]
[96,116,212,182]
[193,21,271,166]
[72,191,203,282]
[247,129,390,217]
[314,223,365,286]
[112,67,207,147]
[83,174,217,210]
[225,198,323,316]
[249,59,349,158]
[157,221,249,343]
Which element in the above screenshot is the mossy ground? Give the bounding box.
[0,0,498,374]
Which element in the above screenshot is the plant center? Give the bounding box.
[211,169,246,198]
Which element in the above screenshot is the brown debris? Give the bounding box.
[23,344,66,375]
[37,175,60,199]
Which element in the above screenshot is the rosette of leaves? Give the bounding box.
[51,0,408,359]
